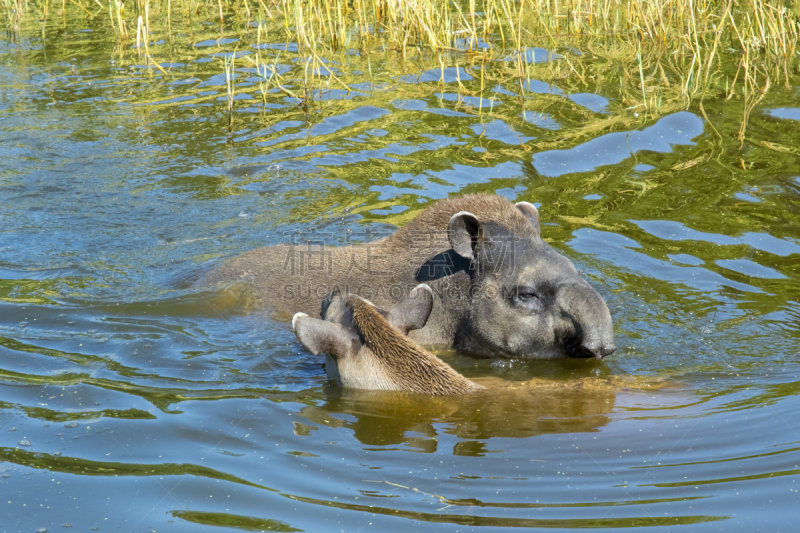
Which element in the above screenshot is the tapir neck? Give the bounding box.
[406,272,470,346]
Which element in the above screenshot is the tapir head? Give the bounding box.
[292,285,434,363]
[292,285,457,393]
[449,202,616,360]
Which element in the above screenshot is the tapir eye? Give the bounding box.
[515,288,539,304]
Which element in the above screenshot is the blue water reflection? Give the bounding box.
[569,228,764,295]
[634,220,800,256]
[568,92,610,112]
[533,112,704,177]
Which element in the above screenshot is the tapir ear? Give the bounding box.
[448,211,482,260]
[293,313,351,359]
[320,286,345,320]
[515,201,540,233]
[386,284,434,334]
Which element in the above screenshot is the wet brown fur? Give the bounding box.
[387,193,537,247]
[347,297,483,396]
[200,193,536,316]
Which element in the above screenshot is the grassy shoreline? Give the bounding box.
[4,0,800,143]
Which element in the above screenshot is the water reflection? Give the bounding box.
[170,511,302,532]
[532,112,704,177]
[280,494,726,529]
[295,377,654,450]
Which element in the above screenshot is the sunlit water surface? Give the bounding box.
[2,10,800,532]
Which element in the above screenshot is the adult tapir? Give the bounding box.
[200,194,615,359]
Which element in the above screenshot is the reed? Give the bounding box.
[5,0,799,142]
[222,50,238,133]
[9,0,798,72]
[3,0,27,38]
[243,0,786,103]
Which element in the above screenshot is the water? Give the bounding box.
[2,10,800,532]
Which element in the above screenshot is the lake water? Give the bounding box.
[2,9,800,532]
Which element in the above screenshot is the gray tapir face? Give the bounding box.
[449,202,616,360]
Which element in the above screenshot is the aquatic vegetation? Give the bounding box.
[4,0,799,144]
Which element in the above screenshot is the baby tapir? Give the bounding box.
[292,284,483,396]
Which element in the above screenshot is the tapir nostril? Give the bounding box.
[571,341,615,359]
[570,321,616,359]
[587,344,615,359]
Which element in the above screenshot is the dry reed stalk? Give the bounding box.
[224,52,235,114]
